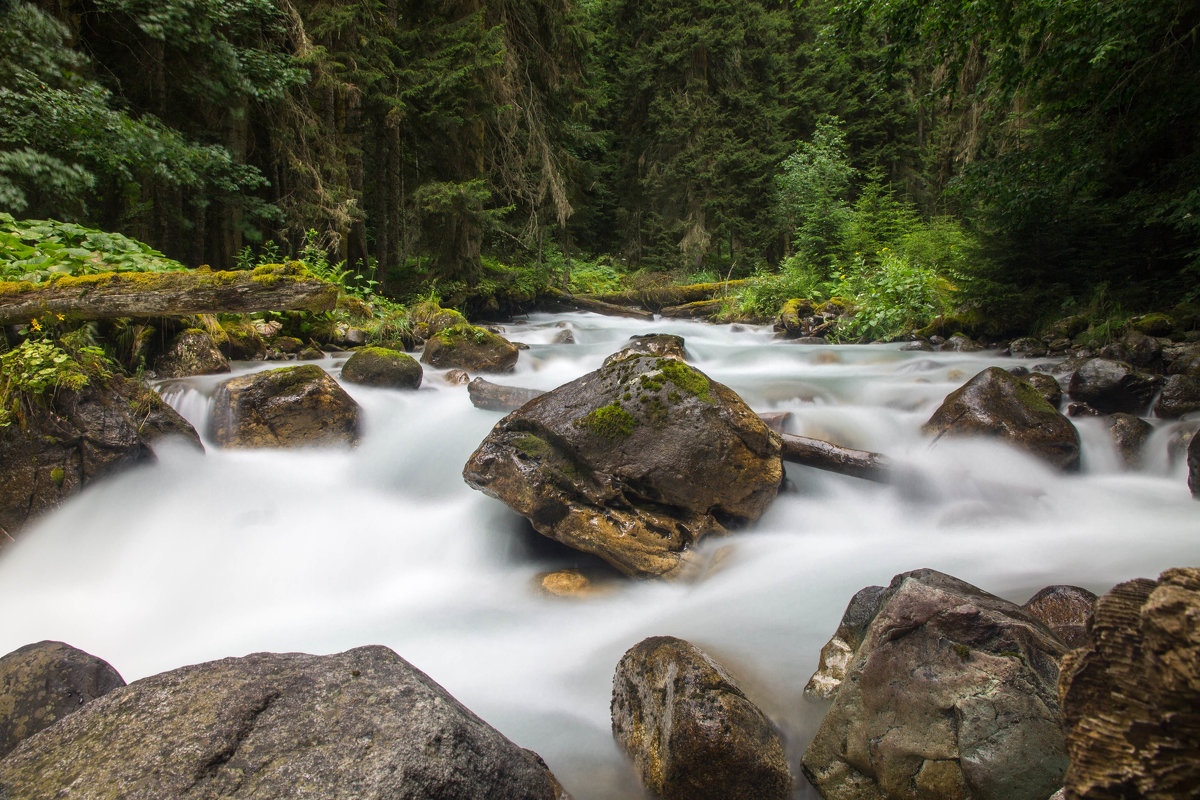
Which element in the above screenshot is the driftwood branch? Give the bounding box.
[0,265,338,325]
[779,433,892,483]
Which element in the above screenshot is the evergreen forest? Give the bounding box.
[3,0,1199,332]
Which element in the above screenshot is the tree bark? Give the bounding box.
[582,280,749,310]
[0,267,337,325]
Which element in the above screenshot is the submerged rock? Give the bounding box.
[208,364,360,448]
[0,375,199,536]
[421,323,519,373]
[802,569,1069,800]
[611,636,791,800]
[468,378,544,412]
[922,367,1081,470]
[462,354,783,577]
[0,641,124,759]
[0,646,566,800]
[1067,358,1162,414]
[153,329,230,378]
[340,346,423,389]
[1060,568,1200,799]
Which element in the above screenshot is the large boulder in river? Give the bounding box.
[801,569,1070,800]
[208,364,360,448]
[922,367,1081,470]
[0,641,125,759]
[466,356,782,576]
[1067,358,1162,414]
[0,646,566,800]
[340,346,423,389]
[463,354,783,577]
[153,328,230,378]
[1022,584,1097,649]
[1059,568,1200,799]
[421,323,519,373]
[0,372,200,536]
[611,636,791,800]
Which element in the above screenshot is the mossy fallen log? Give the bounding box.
[543,289,655,320]
[0,263,338,326]
[583,280,749,311]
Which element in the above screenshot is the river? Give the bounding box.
[1,311,1195,798]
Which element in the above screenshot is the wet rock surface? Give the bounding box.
[1104,413,1154,469]
[1067,358,1162,414]
[922,367,1081,470]
[804,585,886,700]
[602,333,687,366]
[153,329,230,378]
[611,636,791,800]
[0,641,124,759]
[1189,430,1199,498]
[420,323,519,373]
[1059,568,1200,799]
[0,646,566,800]
[208,364,360,448]
[802,569,1070,800]
[1022,585,1097,649]
[1153,374,1200,419]
[462,353,782,577]
[340,346,423,389]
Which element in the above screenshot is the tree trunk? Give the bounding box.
[779,433,892,483]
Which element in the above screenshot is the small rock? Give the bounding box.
[1009,337,1047,358]
[153,329,230,378]
[602,334,687,367]
[1120,330,1163,370]
[1106,413,1154,469]
[1154,374,1200,419]
[209,365,360,448]
[445,368,471,385]
[940,333,984,352]
[0,641,125,759]
[536,569,594,597]
[1068,358,1162,414]
[1022,585,1097,649]
[271,335,304,354]
[1024,372,1063,409]
[340,347,423,390]
[612,636,791,800]
[467,378,544,412]
[552,329,575,344]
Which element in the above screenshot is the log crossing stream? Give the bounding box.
[0,311,1195,799]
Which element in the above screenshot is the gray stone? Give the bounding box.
[602,334,688,367]
[0,646,566,800]
[612,636,790,800]
[1154,374,1200,419]
[208,365,360,448]
[1067,358,1162,414]
[1105,413,1154,469]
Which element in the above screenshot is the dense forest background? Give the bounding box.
[2,0,1198,326]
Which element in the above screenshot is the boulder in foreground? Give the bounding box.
[802,569,1069,800]
[1060,567,1200,799]
[462,354,783,577]
[0,641,124,759]
[0,646,567,800]
[611,636,791,800]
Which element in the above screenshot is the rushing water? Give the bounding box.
[1,312,1196,798]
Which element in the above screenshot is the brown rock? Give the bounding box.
[922,367,1081,470]
[612,636,791,800]
[208,365,360,448]
[153,329,231,378]
[803,585,886,700]
[1022,585,1097,649]
[1105,413,1153,469]
[1153,374,1200,419]
[1025,372,1064,409]
[0,641,124,759]
[468,378,544,412]
[1059,568,1200,799]
[340,347,422,390]
[421,324,519,373]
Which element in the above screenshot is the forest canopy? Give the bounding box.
[1,0,1197,323]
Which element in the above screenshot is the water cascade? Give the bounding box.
[1,312,1195,799]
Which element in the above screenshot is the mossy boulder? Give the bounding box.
[1129,312,1175,337]
[773,298,817,338]
[462,354,783,577]
[0,646,566,800]
[0,641,125,759]
[802,569,1070,800]
[922,367,1081,470]
[612,636,792,800]
[421,323,519,373]
[1023,372,1063,409]
[340,347,423,389]
[153,329,230,379]
[0,373,200,536]
[208,365,359,448]
[602,333,688,367]
[410,301,469,341]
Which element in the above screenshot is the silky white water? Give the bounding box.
[1,312,1196,798]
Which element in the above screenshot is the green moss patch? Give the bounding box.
[577,403,637,440]
[658,359,712,402]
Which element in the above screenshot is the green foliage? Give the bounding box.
[835,247,950,342]
[777,118,857,276]
[0,214,185,283]
[0,339,111,427]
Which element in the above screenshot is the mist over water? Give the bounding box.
[1,312,1195,799]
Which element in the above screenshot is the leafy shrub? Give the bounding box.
[0,338,111,426]
[0,213,184,283]
[836,248,950,341]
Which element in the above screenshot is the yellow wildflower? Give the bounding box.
[29,319,41,331]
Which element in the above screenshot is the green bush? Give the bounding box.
[0,338,111,426]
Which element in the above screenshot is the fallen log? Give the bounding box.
[544,290,655,320]
[779,432,892,483]
[468,378,545,412]
[584,280,749,310]
[659,299,726,320]
[0,264,338,326]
